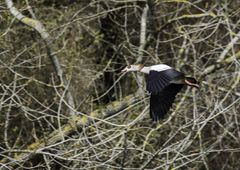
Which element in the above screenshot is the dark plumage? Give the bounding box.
[147,69,184,94]
[122,64,199,121]
[147,69,185,121]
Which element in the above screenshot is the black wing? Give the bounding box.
[150,84,184,121]
[147,69,184,94]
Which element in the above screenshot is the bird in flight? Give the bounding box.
[121,64,199,121]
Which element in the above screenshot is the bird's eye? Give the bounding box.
[127,65,131,68]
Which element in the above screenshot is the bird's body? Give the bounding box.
[122,64,199,121]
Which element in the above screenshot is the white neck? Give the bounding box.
[139,66,150,74]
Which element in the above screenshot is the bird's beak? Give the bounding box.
[116,68,127,76]
[121,69,127,73]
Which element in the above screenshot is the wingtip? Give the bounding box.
[150,111,165,122]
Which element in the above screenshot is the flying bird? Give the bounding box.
[121,64,199,121]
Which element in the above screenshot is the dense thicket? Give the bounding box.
[0,0,239,169]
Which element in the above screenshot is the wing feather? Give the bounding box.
[150,84,184,121]
[147,69,184,94]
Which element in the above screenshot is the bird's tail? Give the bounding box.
[184,77,199,88]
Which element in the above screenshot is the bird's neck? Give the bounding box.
[139,66,150,74]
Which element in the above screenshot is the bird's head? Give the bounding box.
[121,64,144,73]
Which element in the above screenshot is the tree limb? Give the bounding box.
[0,94,143,168]
[5,0,75,115]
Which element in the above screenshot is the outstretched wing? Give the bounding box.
[150,84,184,121]
[147,69,184,94]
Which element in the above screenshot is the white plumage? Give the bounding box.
[150,64,172,72]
